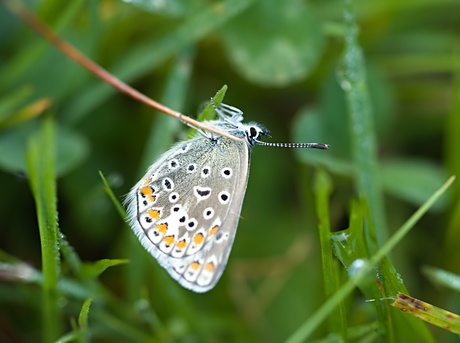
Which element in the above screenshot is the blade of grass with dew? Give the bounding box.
[392,293,460,335]
[341,0,387,248]
[332,200,435,342]
[284,176,454,343]
[59,231,83,276]
[26,114,61,342]
[313,168,348,336]
[77,297,92,343]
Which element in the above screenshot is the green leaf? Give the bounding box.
[0,121,89,176]
[220,0,324,86]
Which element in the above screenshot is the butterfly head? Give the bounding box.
[211,98,329,150]
[244,123,271,146]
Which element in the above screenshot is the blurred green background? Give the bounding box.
[1,0,459,342]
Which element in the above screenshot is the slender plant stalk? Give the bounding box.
[26,116,61,342]
[341,0,387,246]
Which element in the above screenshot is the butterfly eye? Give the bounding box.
[249,126,259,139]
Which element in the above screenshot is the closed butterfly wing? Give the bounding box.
[126,134,252,292]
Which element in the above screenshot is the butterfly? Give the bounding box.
[125,99,328,292]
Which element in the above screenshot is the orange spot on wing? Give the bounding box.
[140,187,156,202]
[147,209,160,220]
[190,261,201,270]
[176,240,187,250]
[193,232,205,245]
[205,262,215,272]
[155,223,168,235]
[142,178,152,186]
[208,225,219,237]
[163,235,175,246]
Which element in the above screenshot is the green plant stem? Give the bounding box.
[26,115,61,342]
[342,0,387,247]
[314,169,347,335]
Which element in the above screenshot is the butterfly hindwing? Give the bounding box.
[126,134,251,292]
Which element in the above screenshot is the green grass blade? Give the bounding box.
[284,176,454,343]
[99,170,126,219]
[26,115,61,342]
[313,168,348,335]
[77,298,92,343]
[422,266,460,292]
[341,0,387,246]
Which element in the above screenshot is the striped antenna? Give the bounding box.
[256,141,329,150]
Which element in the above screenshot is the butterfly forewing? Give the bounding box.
[126,134,251,292]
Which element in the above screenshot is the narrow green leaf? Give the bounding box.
[341,0,387,246]
[99,171,126,219]
[392,293,460,334]
[422,266,460,293]
[54,331,78,343]
[314,168,348,334]
[26,115,61,342]
[77,298,92,343]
